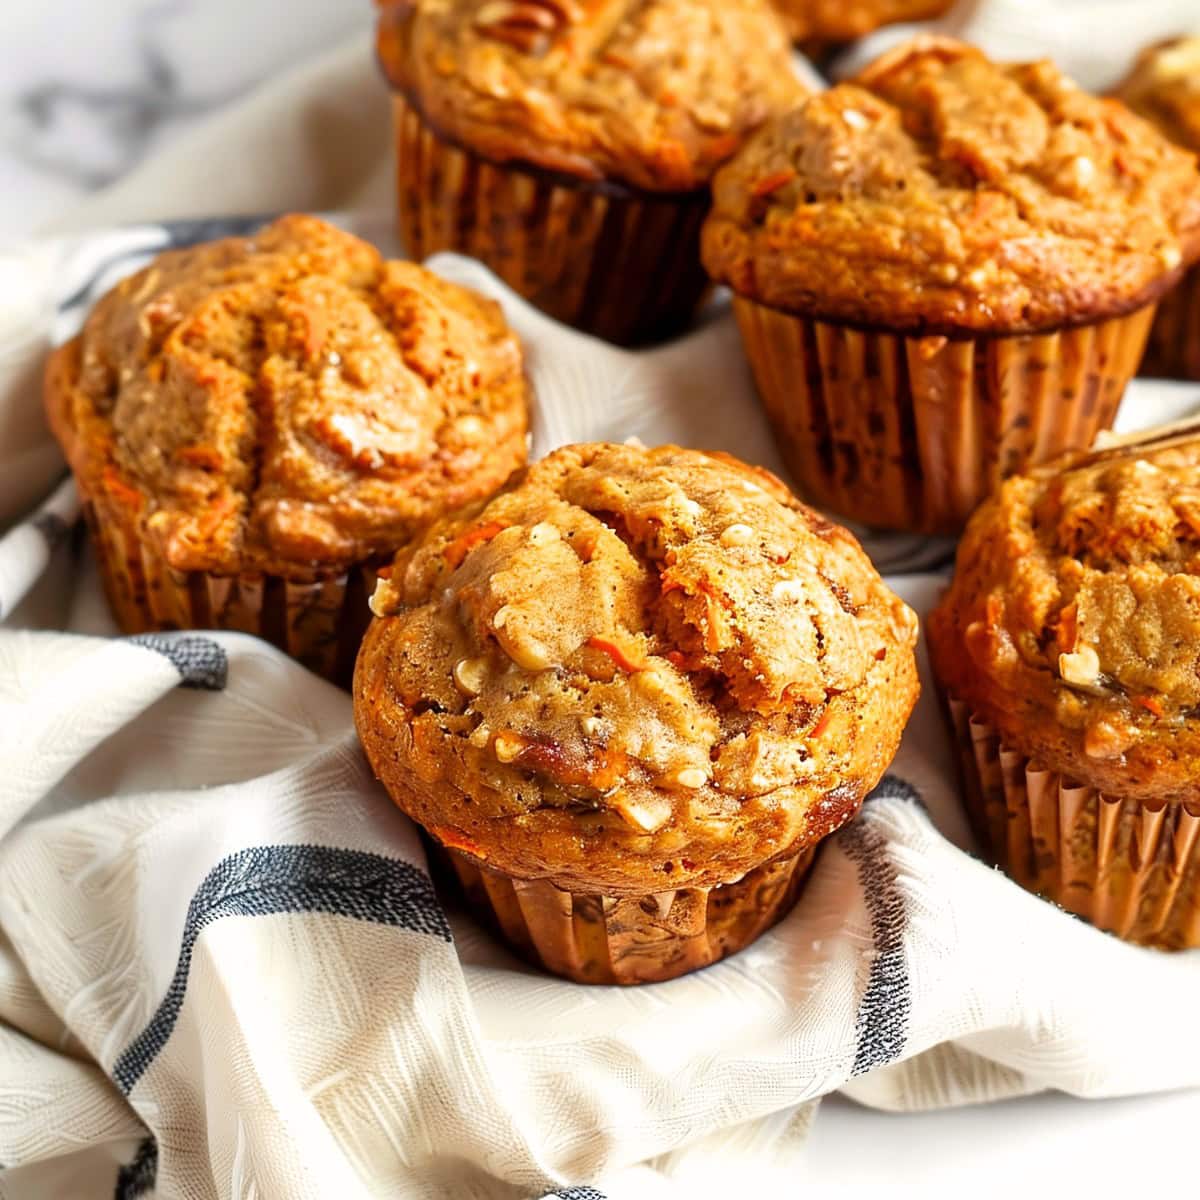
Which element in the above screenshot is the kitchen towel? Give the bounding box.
[4,8,1200,1200]
[3,225,1200,1200]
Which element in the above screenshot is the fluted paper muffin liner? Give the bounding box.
[392,95,711,346]
[436,842,816,985]
[732,297,1156,534]
[946,695,1200,949]
[1141,265,1200,380]
[81,494,381,687]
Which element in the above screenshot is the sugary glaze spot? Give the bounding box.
[355,442,919,893]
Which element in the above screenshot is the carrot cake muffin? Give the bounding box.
[929,435,1200,948]
[355,442,919,982]
[376,0,805,344]
[1115,36,1200,379]
[45,214,530,683]
[703,36,1200,533]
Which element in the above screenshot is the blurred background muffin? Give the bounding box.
[769,0,953,52]
[45,214,530,683]
[355,442,919,984]
[928,433,1200,949]
[375,0,805,345]
[703,36,1200,534]
[1115,36,1200,379]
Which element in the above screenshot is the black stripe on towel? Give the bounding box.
[112,845,451,1093]
[843,775,915,1076]
[114,1137,157,1199]
[545,1189,608,1200]
[127,633,228,691]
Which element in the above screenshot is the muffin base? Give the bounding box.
[82,497,382,687]
[393,95,712,346]
[1141,264,1200,380]
[437,842,816,985]
[947,696,1200,950]
[732,297,1155,534]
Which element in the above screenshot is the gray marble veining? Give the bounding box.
[0,0,370,237]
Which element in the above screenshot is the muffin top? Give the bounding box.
[703,37,1200,334]
[928,439,1200,802]
[1115,36,1200,152]
[770,0,951,45]
[45,215,529,579]
[376,0,806,192]
[355,442,919,894]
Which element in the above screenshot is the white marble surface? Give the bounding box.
[0,0,370,237]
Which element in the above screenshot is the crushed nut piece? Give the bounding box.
[493,732,522,763]
[453,657,488,696]
[720,523,755,548]
[673,766,709,790]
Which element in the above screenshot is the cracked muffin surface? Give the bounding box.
[703,36,1200,334]
[354,442,919,894]
[45,214,530,580]
[929,441,1200,801]
[376,0,805,192]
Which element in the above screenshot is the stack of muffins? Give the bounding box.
[43,2,1200,978]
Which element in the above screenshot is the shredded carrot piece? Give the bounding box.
[810,709,834,739]
[874,647,887,662]
[1055,602,1079,654]
[660,577,684,596]
[102,466,144,512]
[751,168,797,198]
[175,444,223,471]
[444,521,506,569]
[375,565,393,580]
[587,635,649,673]
[1134,695,1164,718]
[666,650,687,670]
[431,826,487,860]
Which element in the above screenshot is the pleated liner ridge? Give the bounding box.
[733,296,1156,534]
[81,495,382,687]
[438,842,816,985]
[947,696,1200,950]
[1141,264,1200,380]
[393,95,712,346]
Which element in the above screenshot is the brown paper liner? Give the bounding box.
[392,95,712,346]
[81,495,381,687]
[1140,264,1200,380]
[946,695,1200,950]
[436,842,816,985]
[732,296,1156,534]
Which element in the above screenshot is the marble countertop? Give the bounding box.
[0,0,372,238]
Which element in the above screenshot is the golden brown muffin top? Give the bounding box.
[45,215,529,580]
[770,0,951,45]
[375,0,806,192]
[929,440,1200,802]
[1115,36,1200,152]
[355,442,919,894]
[703,37,1200,335]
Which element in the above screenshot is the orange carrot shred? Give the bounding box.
[431,826,487,860]
[810,710,833,739]
[102,466,144,512]
[751,168,797,198]
[1134,695,1164,718]
[587,635,648,673]
[444,521,506,569]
